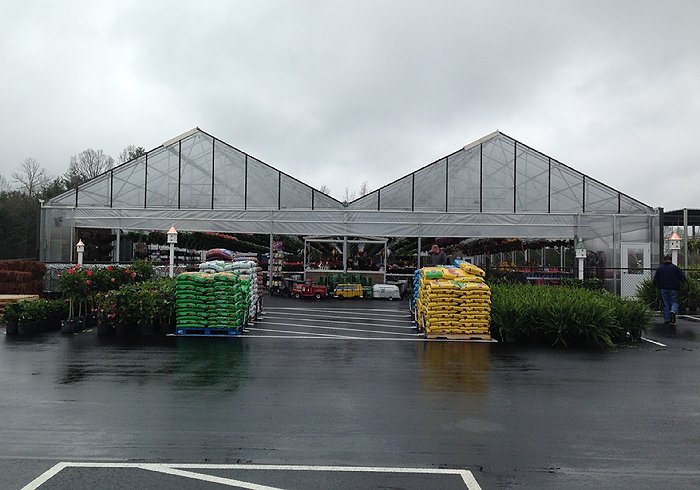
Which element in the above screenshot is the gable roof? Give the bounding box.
[347,130,652,214]
[48,128,652,215]
[47,128,345,211]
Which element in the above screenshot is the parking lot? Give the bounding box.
[2,296,700,489]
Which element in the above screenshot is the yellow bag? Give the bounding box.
[458,262,486,277]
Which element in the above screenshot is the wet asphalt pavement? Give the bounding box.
[1,296,699,489]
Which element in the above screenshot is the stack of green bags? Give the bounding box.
[175,272,251,330]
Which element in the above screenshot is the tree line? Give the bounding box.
[0,145,145,260]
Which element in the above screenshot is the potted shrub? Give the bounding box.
[96,290,119,336]
[59,265,93,333]
[2,302,21,335]
[46,299,69,331]
[153,278,176,334]
[18,300,47,336]
[135,284,157,336]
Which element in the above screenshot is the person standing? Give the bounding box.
[427,243,449,266]
[653,254,686,328]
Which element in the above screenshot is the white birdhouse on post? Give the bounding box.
[668,231,681,265]
[575,239,586,281]
[76,239,85,266]
[167,226,178,278]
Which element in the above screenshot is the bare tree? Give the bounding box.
[318,185,331,195]
[0,173,10,194]
[12,157,50,197]
[343,186,357,204]
[118,144,146,164]
[359,181,370,197]
[65,148,114,187]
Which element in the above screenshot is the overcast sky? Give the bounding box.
[1,1,698,209]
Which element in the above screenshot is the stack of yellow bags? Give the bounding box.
[416,263,491,337]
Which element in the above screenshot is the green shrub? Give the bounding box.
[1,302,22,325]
[96,278,175,329]
[491,284,651,348]
[561,278,605,291]
[635,279,660,310]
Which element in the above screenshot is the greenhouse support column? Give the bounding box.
[114,229,120,263]
[684,208,688,269]
[384,241,388,284]
[343,236,348,273]
[269,233,274,291]
[417,237,422,269]
[303,240,308,281]
[560,246,564,268]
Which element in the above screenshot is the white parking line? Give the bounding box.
[262,313,415,329]
[264,310,413,324]
[244,330,495,342]
[256,320,422,337]
[246,327,351,338]
[22,462,482,490]
[641,337,667,347]
[265,306,411,317]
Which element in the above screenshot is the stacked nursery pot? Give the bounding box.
[416,262,491,339]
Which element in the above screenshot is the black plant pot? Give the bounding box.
[61,319,77,334]
[159,322,175,335]
[18,321,38,336]
[5,321,18,336]
[115,323,134,336]
[85,314,97,328]
[97,322,114,336]
[38,319,52,333]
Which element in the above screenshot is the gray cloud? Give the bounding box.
[1,0,698,210]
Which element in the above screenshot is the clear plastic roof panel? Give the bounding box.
[313,190,344,210]
[349,191,378,210]
[179,132,213,209]
[550,161,583,212]
[515,145,549,213]
[585,178,619,213]
[280,174,312,209]
[379,175,412,211]
[213,140,246,209]
[620,193,652,214]
[413,158,446,212]
[47,190,75,206]
[246,156,279,209]
[112,156,145,208]
[77,173,110,207]
[145,145,179,208]
[481,136,514,212]
[447,146,480,212]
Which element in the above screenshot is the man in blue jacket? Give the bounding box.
[652,254,686,327]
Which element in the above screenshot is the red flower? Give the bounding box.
[86,270,93,277]
[86,279,92,286]
[107,266,113,271]
[68,268,75,274]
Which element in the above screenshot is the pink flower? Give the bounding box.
[110,277,116,283]
[131,272,137,278]
[86,270,93,277]
[68,268,75,274]
[86,279,92,285]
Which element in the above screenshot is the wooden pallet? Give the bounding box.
[425,332,493,341]
[0,295,40,312]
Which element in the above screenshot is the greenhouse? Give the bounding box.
[40,127,661,295]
